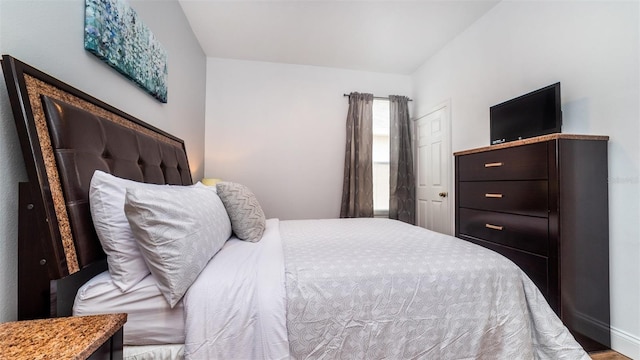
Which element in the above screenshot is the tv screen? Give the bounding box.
[490,82,562,145]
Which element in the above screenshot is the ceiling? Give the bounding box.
[178,0,500,75]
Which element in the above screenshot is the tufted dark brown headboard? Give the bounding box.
[1,55,193,319]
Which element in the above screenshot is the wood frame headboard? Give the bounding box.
[1,55,193,320]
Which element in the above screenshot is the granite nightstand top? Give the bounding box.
[0,313,127,360]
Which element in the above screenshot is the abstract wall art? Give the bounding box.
[84,0,168,103]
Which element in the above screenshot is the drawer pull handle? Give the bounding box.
[485,224,504,231]
[485,193,503,198]
[484,162,503,168]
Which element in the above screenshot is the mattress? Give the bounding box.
[73,270,184,345]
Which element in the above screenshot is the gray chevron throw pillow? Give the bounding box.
[216,182,266,242]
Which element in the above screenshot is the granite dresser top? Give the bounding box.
[454,133,609,156]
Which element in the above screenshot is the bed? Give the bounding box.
[1,55,589,360]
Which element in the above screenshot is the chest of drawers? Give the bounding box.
[454,134,610,351]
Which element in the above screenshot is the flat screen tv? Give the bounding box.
[490,82,562,145]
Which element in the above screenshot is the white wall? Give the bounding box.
[0,0,206,322]
[205,58,411,220]
[412,1,639,357]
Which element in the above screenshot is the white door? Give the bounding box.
[415,103,452,235]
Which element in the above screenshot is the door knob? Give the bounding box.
[438,192,448,198]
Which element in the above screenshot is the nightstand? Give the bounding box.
[0,313,127,359]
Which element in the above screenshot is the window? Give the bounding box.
[372,99,389,216]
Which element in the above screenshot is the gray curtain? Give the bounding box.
[389,95,415,224]
[340,92,374,218]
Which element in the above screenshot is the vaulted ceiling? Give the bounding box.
[178,0,500,74]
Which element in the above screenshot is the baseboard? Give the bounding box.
[568,310,640,358]
[568,310,610,347]
[611,326,640,359]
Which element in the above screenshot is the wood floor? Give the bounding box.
[589,350,631,360]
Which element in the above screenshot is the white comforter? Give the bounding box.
[184,218,588,360]
[184,219,289,359]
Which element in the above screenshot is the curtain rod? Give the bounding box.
[343,94,413,102]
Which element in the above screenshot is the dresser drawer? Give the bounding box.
[461,236,549,299]
[458,180,548,217]
[458,208,549,256]
[457,142,548,181]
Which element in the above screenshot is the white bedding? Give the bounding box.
[185,218,588,359]
[184,218,289,359]
[281,218,588,359]
[124,344,184,360]
[78,218,589,359]
[73,270,185,345]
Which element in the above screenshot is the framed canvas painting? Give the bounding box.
[84,0,168,103]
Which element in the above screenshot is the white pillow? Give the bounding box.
[89,170,170,291]
[124,186,232,308]
[193,181,217,192]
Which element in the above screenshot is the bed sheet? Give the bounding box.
[73,270,185,345]
[124,344,184,360]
